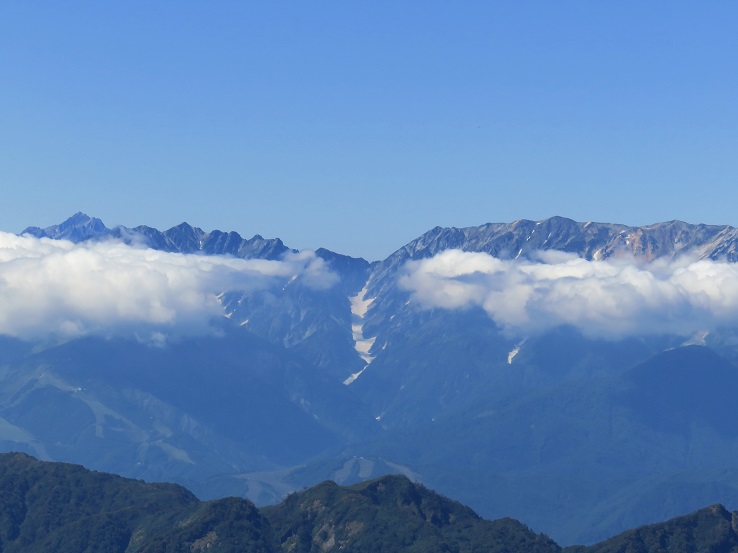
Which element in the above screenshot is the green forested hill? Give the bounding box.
[565,504,738,553]
[0,452,557,552]
[2,452,738,553]
[0,452,278,552]
[263,475,560,553]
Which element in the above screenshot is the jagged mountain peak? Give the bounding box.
[21,213,738,266]
[19,213,295,261]
[22,212,108,242]
[64,211,96,225]
[375,216,738,274]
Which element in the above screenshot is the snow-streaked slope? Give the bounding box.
[344,284,377,385]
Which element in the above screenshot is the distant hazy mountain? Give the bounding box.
[24,213,738,261]
[6,213,738,544]
[23,211,291,259]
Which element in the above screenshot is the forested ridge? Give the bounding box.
[1,452,737,552]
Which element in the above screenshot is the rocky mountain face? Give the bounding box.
[23,212,292,259]
[375,216,738,266]
[6,213,738,544]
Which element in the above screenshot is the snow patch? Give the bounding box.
[507,339,526,364]
[353,331,376,361]
[681,330,709,347]
[351,284,375,318]
[282,274,298,290]
[343,364,370,386]
[344,284,377,385]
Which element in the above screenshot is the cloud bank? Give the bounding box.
[399,249,738,339]
[0,233,337,341]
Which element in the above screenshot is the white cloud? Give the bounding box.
[281,250,339,290]
[399,250,738,339]
[0,233,337,340]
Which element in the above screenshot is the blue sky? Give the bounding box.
[1,1,736,260]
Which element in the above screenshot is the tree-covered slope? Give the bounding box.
[0,452,280,553]
[3,451,738,552]
[567,504,738,553]
[0,451,197,552]
[0,452,559,553]
[262,474,560,553]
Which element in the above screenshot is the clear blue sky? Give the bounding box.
[1,1,736,260]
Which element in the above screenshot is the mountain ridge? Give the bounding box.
[0,451,560,553]
[20,212,738,265]
[6,451,738,553]
[22,212,294,261]
[8,213,738,544]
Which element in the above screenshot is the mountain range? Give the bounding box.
[4,451,738,553]
[4,213,738,544]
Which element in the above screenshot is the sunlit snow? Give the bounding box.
[681,330,709,347]
[344,284,377,385]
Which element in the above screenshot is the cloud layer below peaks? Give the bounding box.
[0,233,337,341]
[399,249,738,339]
